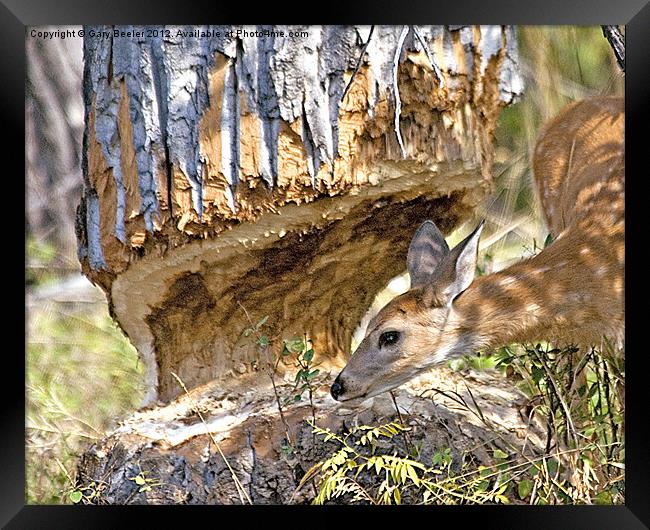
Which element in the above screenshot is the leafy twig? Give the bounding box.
[237,301,294,447]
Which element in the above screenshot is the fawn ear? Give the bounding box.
[437,221,484,304]
[407,221,450,288]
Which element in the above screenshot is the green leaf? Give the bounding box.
[134,475,146,485]
[518,479,533,499]
[594,490,613,505]
[379,427,393,438]
[493,449,508,460]
[407,465,420,485]
[307,369,320,379]
[294,395,302,402]
[448,358,466,371]
[495,494,510,504]
[478,465,491,478]
[583,426,596,437]
[258,335,269,347]
[390,465,399,483]
[303,349,314,362]
[528,464,541,477]
[531,366,545,384]
[69,490,83,504]
[287,338,305,353]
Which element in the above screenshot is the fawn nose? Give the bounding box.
[330,376,344,400]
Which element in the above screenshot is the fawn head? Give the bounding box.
[331,220,484,404]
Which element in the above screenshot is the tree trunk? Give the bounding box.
[76,25,522,405]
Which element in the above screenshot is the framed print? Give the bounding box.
[9,0,649,527]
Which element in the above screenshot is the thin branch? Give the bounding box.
[392,25,410,159]
[410,25,444,87]
[171,372,252,505]
[530,347,578,448]
[389,391,413,455]
[341,25,375,103]
[601,25,625,73]
[237,301,293,446]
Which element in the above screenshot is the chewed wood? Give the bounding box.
[77,25,523,403]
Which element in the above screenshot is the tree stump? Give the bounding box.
[75,366,547,504]
[76,24,522,406]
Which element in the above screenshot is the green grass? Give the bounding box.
[26,302,144,504]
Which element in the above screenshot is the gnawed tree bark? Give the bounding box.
[76,24,522,406]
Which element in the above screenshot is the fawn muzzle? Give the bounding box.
[330,376,344,400]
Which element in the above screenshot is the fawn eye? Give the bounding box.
[378,331,400,349]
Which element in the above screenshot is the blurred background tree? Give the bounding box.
[26,27,84,285]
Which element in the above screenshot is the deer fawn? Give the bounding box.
[331,96,624,404]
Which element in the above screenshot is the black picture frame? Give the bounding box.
[9,1,649,527]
